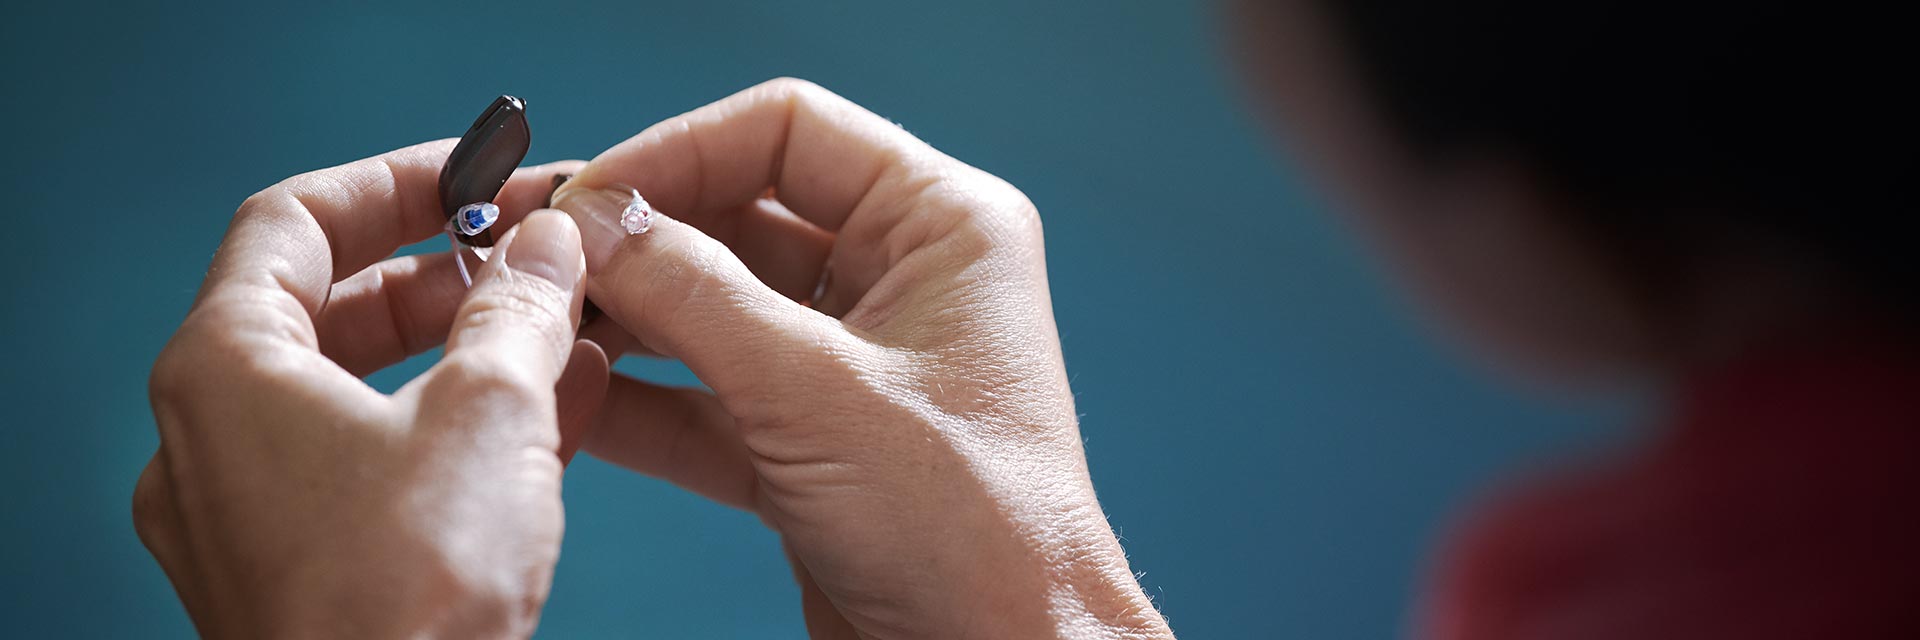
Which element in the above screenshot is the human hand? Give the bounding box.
[552,79,1172,639]
[135,141,607,638]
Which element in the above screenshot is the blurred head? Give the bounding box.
[1228,1,1904,387]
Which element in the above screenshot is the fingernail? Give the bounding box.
[550,184,650,272]
[503,210,584,286]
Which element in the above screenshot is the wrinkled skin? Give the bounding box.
[553,79,1169,639]
[139,80,1173,639]
[137,144,607,637]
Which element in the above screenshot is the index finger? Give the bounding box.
[560,79,1046,321]
[191,140,561,353]
[203,139,452,317]
[563,77,948,233]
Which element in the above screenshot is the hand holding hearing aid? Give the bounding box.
[550,79,1170,639]
[134,81,1168,639]
[134,137,606,637]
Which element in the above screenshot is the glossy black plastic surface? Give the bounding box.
[438,95,530,248]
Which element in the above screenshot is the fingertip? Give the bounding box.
[502,210,585,288]
[550,184,644,272]
[440,211,589,394]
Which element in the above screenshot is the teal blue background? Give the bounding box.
[0,1,1625,637]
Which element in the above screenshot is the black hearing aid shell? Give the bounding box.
[438,95,530,248]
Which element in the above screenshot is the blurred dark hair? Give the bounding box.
[1305,2,1908,307]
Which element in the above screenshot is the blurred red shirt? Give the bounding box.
[1422,335,1919,639]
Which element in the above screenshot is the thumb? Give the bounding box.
[420,210,587,450]
[551,185,862,409]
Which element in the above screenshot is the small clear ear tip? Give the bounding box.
[454,202,501,236]
[616,187,653,235]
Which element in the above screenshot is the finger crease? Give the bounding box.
[375,264,422,357]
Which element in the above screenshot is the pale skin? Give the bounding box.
[138,79,1172,639]
[136,145,609,638]
[145,27,1828,634]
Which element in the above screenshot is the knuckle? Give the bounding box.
[635,234,732,326]
[130,460,170,542]
[457,283,573,341]
[235,186,279,220]
[230,346,326,395]
[236,180,307,222]
[905,166,1044,263]
[956,168,1043,239]
[759,76,828,100]
[243,165,366,225]
[193,288,293,340]
[756,77,869,125]
[432,351,546,403]
[147,342,204,410]
[199,312,316,382]
[275,165,353,200]
[662,233,732,285]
